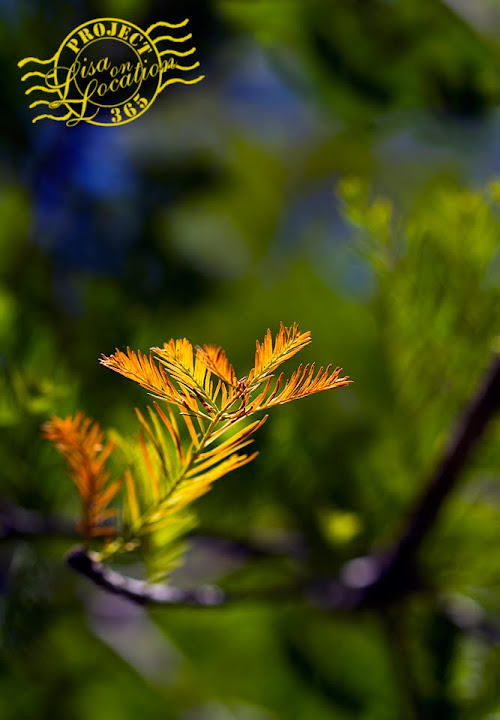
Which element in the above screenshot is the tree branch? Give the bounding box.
[66,547,303,607]
[0,504,301,561]
[190,529,306,562]
[309,355,500,610]
[0,502,77,541]
[358,354,500,606]
[66,548,229,606]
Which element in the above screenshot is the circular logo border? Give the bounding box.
[54,18,162,127]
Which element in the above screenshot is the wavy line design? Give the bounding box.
[146,20,189,33]
[152,33,192,43]
[149,19,204,97]
[158,47,196,57]
[21,70,48,81]
[25,85,59,95]
[154,35,195,46]
[32,110,73,124]
[172,62,200,72]
[28,99,60,108]
[18,54,56,68]
[159,76,205,92]
[29,97,97,124]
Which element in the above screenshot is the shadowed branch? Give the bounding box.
[359,354,500,607]
[0,502,77,541]
[66,547,228,606]
[66,546,303,607]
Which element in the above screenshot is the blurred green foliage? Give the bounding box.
[2,0,500,718]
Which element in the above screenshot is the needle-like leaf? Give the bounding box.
[43,413,121,539]
[50,324,351,580]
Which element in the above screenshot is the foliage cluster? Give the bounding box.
[44,325,350,580]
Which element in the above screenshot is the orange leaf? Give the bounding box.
[43,413,121,539]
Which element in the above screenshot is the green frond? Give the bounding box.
[182,451,259,492]
[144,513,196,582]
[124,468,140,531]
[201,414,267,453]
[145,407,174,482]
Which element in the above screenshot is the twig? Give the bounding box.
[66,548,229,606]
[360,355,500,606]
[0,505,297,561]
[0,502,77,541]
[66,547,304,607]
[190,530,306,561]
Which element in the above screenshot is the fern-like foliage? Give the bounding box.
[44,324,351,580]
[43,412,121,540]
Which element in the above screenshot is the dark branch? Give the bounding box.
[0,503,77,541]
[0,505,301,562]
[66,548,229,606]
[190,530,306,562]
[357,354,500,607]
[66,547,305,607]
[309,356,500,610]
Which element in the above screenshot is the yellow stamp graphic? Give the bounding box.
[18,18,204,127]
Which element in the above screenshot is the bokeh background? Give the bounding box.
[2,1,500,718]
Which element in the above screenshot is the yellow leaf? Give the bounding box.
[248,323,311,386]
[124,468,140,529]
